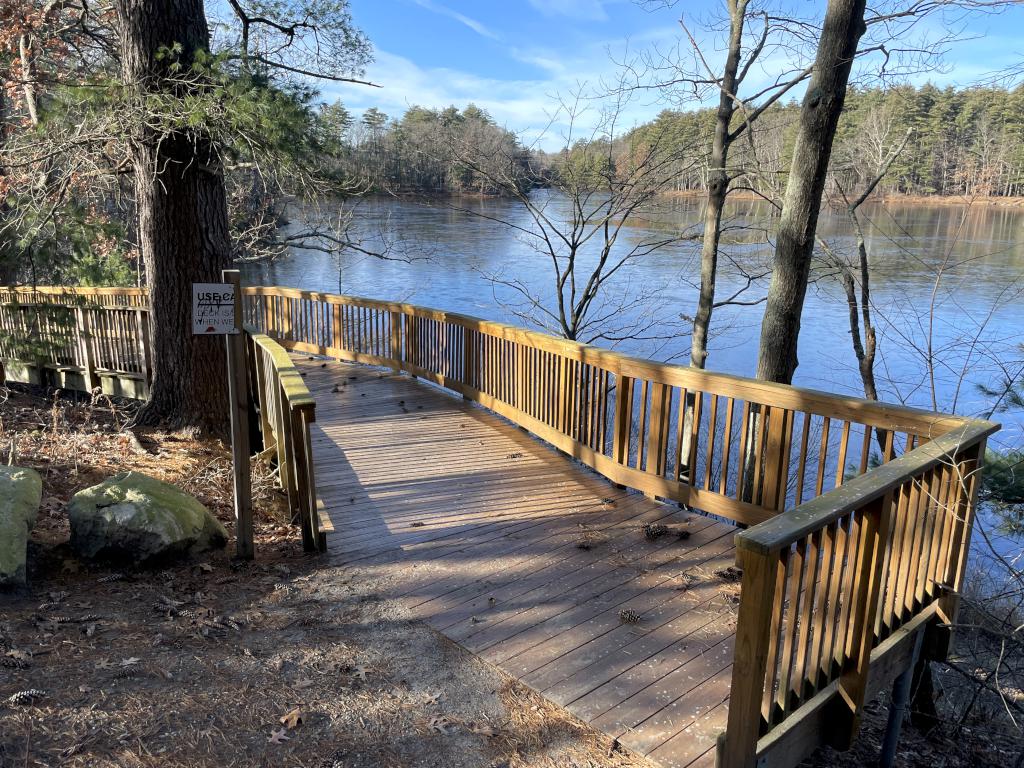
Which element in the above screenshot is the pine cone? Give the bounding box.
[618,608,641,624]
[643,522,668,540]
[6,690,45,706]
[112,667,137,680]
[78,614,102,623]
[97,573,124,583]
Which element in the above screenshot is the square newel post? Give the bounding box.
[719,546,784,768]
[223,270,254,560]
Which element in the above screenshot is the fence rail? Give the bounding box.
[245,327,323,551]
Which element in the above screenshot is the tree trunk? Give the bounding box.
[755,0,867,384]
[689,0,746,371]
[116,0,232,433]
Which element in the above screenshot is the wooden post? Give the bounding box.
[75,307,100,392]
[223,270,254,560]
[389,311,401,373]
[720,547,785,768]
[134,307,152,396]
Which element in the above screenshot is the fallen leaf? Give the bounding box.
[6,650,31,662]
[292,679,315,690]
[352,665,367,682]
[120,657,141,667]
[428,716,451,735]
[268,727,290,744]
[94,659,114,670]
[197,563,214,573]
[280,707,303,729]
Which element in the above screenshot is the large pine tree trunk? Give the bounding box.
[755,0,867,384]
[117,0,232,433]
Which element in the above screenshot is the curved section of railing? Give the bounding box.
[242,286,970,527]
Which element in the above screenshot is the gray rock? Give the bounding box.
[69,471,227,564]
[0,466,43,586]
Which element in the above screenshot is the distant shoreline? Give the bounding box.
[367,189,1024,209]
[659,189,1024,208]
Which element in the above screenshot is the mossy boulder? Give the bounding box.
[69,471,227,564]
[0,467,43,586]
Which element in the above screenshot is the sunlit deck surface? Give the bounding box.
[297,357,741,768]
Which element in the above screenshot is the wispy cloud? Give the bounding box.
[528,0,608,22]
[412,0,500,40]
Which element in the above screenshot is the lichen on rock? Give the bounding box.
[69,471,227,564]
[0,466,43,586]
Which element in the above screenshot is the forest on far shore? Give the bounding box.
[325,83,1024,200]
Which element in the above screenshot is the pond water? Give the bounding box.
[242,192,1024,561]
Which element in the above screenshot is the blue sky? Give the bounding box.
[324,0,1024,150]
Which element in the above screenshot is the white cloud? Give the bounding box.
[322,47,671,151]
[411,0,500,40]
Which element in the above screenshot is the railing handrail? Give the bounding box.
[244,324,317,409]
[736,417,999,555]
[242,285,968,439]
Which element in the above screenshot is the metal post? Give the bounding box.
[879,631,924,768]
[223,270,253,560]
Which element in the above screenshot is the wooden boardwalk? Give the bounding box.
[298,357,741,768]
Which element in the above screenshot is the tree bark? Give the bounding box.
[755,0,867,384]
[116,0,232,433]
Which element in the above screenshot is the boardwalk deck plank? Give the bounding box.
[296,357,740,767]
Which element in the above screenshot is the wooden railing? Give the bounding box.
[242,286,970,526]
[241,286,997,768]
[0,286,323,553]
[723,419,994,767]
[245,326,324,551]
[6,285,995,766]
[0,298,151,397]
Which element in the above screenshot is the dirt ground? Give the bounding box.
[0,385,1019,768]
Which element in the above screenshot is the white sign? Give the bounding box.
[192,283,237,335]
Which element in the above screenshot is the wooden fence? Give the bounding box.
[241,285,997,768]
[245,327,324,551]
[0,299,151,397]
